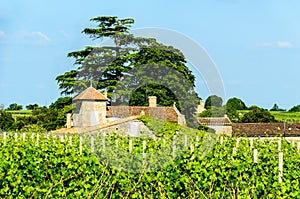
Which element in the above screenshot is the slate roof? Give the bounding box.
[73,87,108,101]
[197,117,232,126]
[232,123,300,137]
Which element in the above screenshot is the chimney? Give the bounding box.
[66,113,72,128]
[103,90,107,98]
[148,96,157,107]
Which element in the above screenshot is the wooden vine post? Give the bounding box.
[14,133,18,142]
[60,135,64,143]
[236,138,240,148]
[69,135,72,146]
[253,149,258,163]
[115,139,119,148]
[220,136,223,145]
[172,139,176,158]
[232,147,236,155]
[278,152,283,183]
[22,133,26,142]
[129,139,133,153]
[195,136,199,147]
[36,134,39,146]
[91,136,95,153]
[184,135,188,148]
[278,139,281,152]
[190,144,194,159]
[79,136,83,155]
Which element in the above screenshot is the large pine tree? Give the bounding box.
[56,16,200,127]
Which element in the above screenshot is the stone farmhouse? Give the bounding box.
[65,86,300,138]
[64,86,186,133]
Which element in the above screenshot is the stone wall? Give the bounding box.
[73,101,107,127]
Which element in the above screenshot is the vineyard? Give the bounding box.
[1,129,300,198]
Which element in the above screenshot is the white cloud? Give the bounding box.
[276,41,293,48]
[16,31,51,45]
[31,31,50,41]
[256,41,293,49]
[0,30,4,37]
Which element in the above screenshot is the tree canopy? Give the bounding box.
[204,95,223,109]
[240,107,276,123]
[0,109,14,131]
[26,104,39,110]
[270,103,286,111]
[226,97,247,110]
[7,103,23,111]
[56,16,199,127]
[289,104,300,112]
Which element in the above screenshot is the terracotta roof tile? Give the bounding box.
[232,123,300,137]
[73,87,108,101]
[107,106,179,123]
[197,117,232,126]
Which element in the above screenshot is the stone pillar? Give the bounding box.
[148,96,157,107]
[66,113,72,128]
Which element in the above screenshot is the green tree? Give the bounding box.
[225,97,247,122]
[240,107,276,123]
[56,16,135,95]
[11,98,73,131]
[204,95,223,109]
[56,16,199,127]
[226,97,247,110]
[199,106,226,117]
[270,103,286,111]
[289,104,300,112]
[225,106,239,122]
[49,97,72,110]
[26,104,39,110]
[129,84,179,107]
[7,103,23,111]
[56,16,195,95]
[0,109,14,131]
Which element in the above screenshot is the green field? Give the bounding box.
[6,110,32,115]
[1,128,300,197]
[270,111,300,122]
[6,110,32,119]
[237,110,300,123]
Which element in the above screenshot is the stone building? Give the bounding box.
[197,115,232,135]
[72,87,108,127]
[69,87,186,128]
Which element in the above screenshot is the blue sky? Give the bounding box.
[1,0,300,110]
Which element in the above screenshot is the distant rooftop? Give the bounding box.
[232,123,300,137]
[198,117,232,126]
[73,87,108,101]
